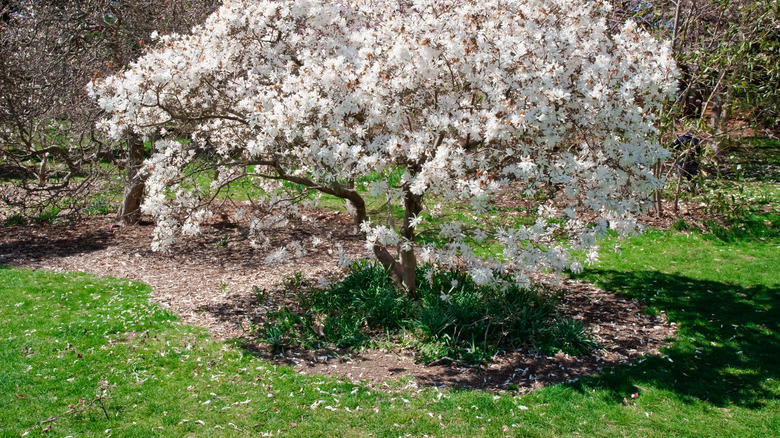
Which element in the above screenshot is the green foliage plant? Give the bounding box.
[259,262,594,364]
[2,213,25,227]
[30,207,60,225]
[539,317,599,356]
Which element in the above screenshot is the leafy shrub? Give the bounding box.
[2,214,25,227]
[539,317,598,356]
[31,207,60,225]
[258,262,598,364]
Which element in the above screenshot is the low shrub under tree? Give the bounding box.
[258,262,597,363]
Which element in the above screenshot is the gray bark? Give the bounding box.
[399,189,423,299]
[117,134,146,224]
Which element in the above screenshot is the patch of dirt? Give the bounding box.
[0,209,365,339]
[0,207,676,392]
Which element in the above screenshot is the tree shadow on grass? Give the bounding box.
[570,268,779,409]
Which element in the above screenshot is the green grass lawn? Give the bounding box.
[2,210,779,436]
[568,214,780,436]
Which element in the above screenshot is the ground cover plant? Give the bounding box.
[2,204,778,436]
[258,262,595,363]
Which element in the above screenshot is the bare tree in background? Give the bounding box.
[0,0,220,224]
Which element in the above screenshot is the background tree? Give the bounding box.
[0,0,219,223]
[93,0,678,296]
[611,0,779,137]
[607,0,779,216]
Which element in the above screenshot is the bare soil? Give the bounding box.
[0,205,680,393]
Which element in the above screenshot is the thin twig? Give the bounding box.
[37,393,111,426]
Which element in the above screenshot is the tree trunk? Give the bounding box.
[673,172,682,214]
[654,160,663,217]
[334,184,406,289]
[399,189,423,299]
[278,170,420,296]
[373,244,404,290]
[360,185,423,297]
[37,152,48,186]
[117,134,146,225]
[709,89,732,160]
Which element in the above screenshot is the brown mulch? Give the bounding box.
[0,206,678,393]
[281,277,675,393]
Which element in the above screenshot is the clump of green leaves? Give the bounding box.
[30,207,60,225]
[259,263,408,351]
[84,199,112,216]
[2,213,25,227]
[258,262,598,363]
[411,267,561,363]
[538,317,599,356]
[671,218,689,232]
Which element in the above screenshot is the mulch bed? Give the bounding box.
[0,205,679,392]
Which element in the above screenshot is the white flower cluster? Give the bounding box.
[91,0,677,285]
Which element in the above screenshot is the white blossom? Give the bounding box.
[265,247,290,265]
[335,244,351,268]
[92,0,678,287]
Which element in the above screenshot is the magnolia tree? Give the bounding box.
[91,0,677,297]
